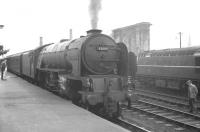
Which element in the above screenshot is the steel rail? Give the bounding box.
[114,117,153,132]
[128,100,200,130]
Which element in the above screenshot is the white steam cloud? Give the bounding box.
[89,0,102,29]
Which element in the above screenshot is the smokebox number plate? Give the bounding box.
[96,47,108,51]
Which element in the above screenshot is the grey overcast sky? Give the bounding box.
[0,0,200,55]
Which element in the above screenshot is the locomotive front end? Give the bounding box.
[81,75,134,117]
[79,29,135,117]
[81,29,119,75]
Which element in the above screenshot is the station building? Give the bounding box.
[112,22,151,55]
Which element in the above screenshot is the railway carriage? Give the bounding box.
[137,47,200,98]
[7,53,22,75]
[21,50,34,79]
[7,44,51,80]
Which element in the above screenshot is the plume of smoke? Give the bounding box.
[89,0,102,29]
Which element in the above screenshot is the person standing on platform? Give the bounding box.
[1,60,7,80]
[3,60,7,79]
[186,80,198,113]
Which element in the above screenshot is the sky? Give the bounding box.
[0,0,200,55]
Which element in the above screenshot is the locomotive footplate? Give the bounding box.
[79,91,128,106]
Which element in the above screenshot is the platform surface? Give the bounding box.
[0,73,129,132]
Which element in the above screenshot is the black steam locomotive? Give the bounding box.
[136,47,200,98]
[6,29,137,117]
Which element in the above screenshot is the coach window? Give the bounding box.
[195,57,200,65]
[195,57,200,73]
[194,51,200,73]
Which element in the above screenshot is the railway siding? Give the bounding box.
[135,89,200,112]
[120,99,200,132]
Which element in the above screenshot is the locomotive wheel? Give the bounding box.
[127,98,131,109]
[63,82,71,99]
[58,88,65,97]
[112,102,121,118]
[37,71,46,88]
[69,80,81,104]
[71,94,81,105]
[85,101,91,111]
[97,104,106,117]
[44,75,50,90]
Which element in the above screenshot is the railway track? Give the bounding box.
[135,89,200,112]
[41,81,200,131]
[121,100,200,132]
[37,81,152,132]
[114,117,152,132]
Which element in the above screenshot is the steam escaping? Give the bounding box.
[89,0,102,29]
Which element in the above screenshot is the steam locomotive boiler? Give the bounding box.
[35,29,135,117]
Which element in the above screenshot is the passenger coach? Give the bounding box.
[137,47,200,98]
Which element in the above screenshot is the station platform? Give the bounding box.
[0,73,129,132]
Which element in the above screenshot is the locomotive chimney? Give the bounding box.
[86,29,102,36]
